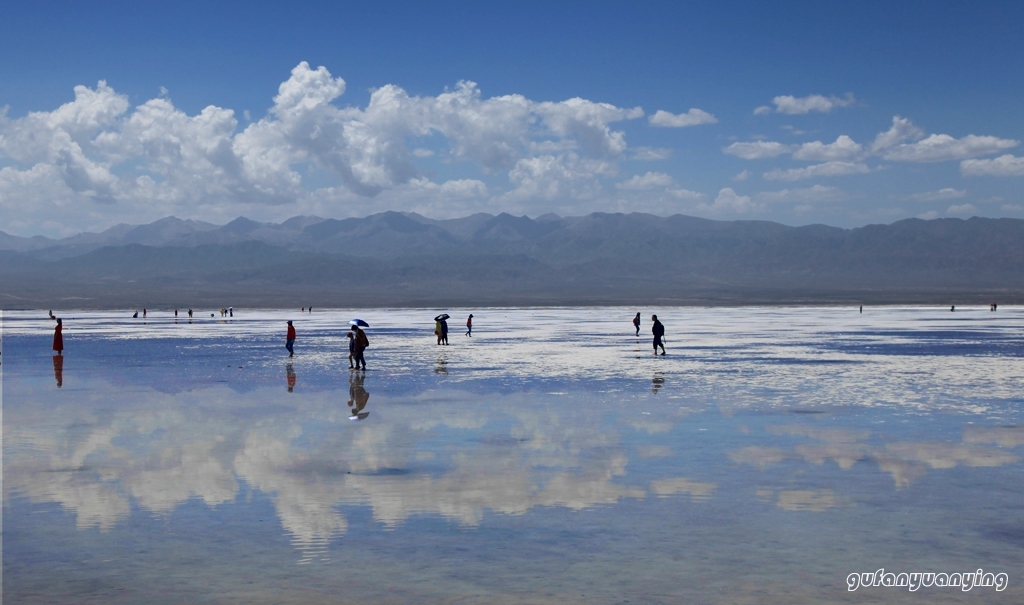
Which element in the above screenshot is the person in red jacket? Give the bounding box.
[53,318,64,354]
[286,320,296,357]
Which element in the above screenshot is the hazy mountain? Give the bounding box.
[2,212,1023,308]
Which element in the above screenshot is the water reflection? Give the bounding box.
[729,423,1021,488]
[52,353,63,387]
[347,371,370,420]
[5,307,1024,602]
[651,371,664,394]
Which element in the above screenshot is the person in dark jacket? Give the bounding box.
[286,320,296,357]
[633,312,641,336]
[352,325,369,370]
[651,315,666,355]
[440,318,449,345]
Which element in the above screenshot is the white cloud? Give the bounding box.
[901,188,966,202]
[871,116,926,153]
[757,185,844,204]
[698,188,761,215]
[723,141,793,159]
[758,93,855,115]
[648,108,717,128]
[792,135,863,161]
[1001,204,1023,212]
[0,62,654,235]
[869,116,1017,162]
[763,161,870,181]
[733,170,750,181]
[961,154,1024,177]
[917,211,939,220]
[616,171,674,190]
[947,203,977,216]
[629,146,672,160]
[502,153,613,208]
[882,133,1018,162]
[668,188,703,200]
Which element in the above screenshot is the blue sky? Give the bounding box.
[2,1,1023,236]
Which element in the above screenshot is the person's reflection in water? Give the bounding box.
[435,354,448,375]
[52,354,64,388]
[348,371,370,420]
[652,372,664,394]
[286,363,296,393]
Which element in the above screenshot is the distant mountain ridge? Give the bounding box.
[2,212,1023,308]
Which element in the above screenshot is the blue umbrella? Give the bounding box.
[350,319,369,327]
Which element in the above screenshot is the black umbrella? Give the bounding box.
[434,314,450,321]
[350,319,369,327]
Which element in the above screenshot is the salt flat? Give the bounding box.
[3,306,1023,603]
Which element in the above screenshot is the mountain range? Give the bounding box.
[2,212,1023,308]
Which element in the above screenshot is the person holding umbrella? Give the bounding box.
[350,319,369,370]
[434,314,450,345]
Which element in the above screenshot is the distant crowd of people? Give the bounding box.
[44,302,1005,393]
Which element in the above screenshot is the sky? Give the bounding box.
[2,0,1023,237]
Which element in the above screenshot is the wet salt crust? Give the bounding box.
[3,306,1023,603]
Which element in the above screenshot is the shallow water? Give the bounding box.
[3,306,1023,603]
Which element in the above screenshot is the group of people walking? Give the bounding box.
[634,312,666,355]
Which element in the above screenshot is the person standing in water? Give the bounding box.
[286,320,296,357]
[347,331,356,368]
[633,312,641,337]
[435,319,443,345]
[440,317,449,345]
[188,308,193,318]
[466,314,473,336]
[352,324,369,370]
[652,314,666,356]
[53,318,64,354]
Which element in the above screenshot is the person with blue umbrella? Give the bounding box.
[350,319,369,370]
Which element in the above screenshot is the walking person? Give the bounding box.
[347,331,356,369]
[286,320,296,357]
[352,324,369,370]
[52,318,64,354]
[652,314,666,356]
[466,314,473,337]
[435,319,443,345]
[633,312,641,337]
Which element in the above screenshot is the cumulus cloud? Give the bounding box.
[757,185,844,204]
[881,133,1018,162]
[763,161,870,181]
[0,62,650,235]
[946,203,977,216]
[961,154,1024,177]
[648,108,717,128]
[629,146,672,160]
[615,171,674,190]
[698,188,761,215]
[901,188,966,202]
[723,141,793,159]
[755,93,855,115]
[792,135,863,161]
